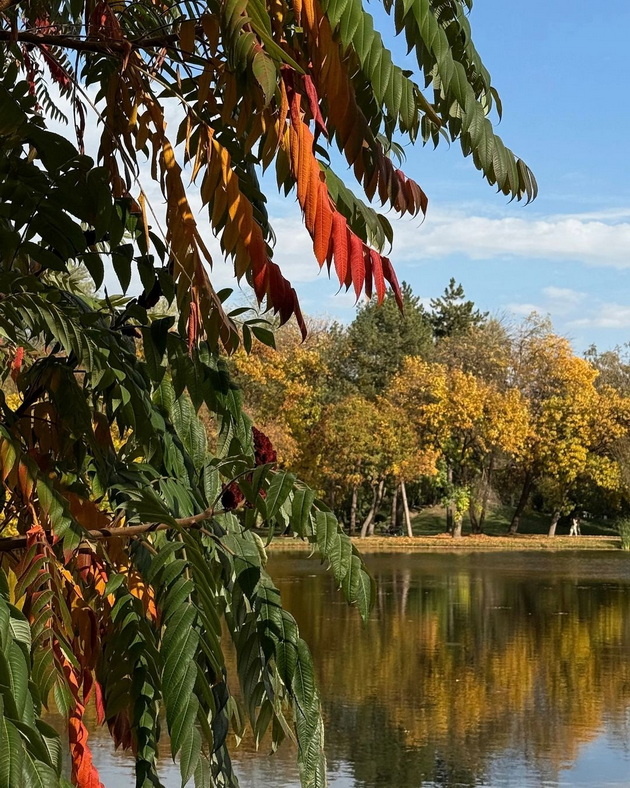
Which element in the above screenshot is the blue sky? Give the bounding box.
[249,1,630,352]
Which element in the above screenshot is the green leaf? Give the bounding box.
[315,511,342,576]
[0,713,25,788]
[250,324,276,348]
[252,51,277,106]
[178,724,201,785]
[265,471,296,520]
[290,489,316,538]
[171,393,208,471]
[112,244,134,293]
[21,752,59,788]
[342,553,374,622]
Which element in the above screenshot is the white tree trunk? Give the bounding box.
[400,481,413,538]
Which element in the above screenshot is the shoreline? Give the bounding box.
[267,534,624,552]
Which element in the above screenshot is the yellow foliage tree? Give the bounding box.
[390,358,529,535]
[509,331,630,534]
[231,322,330,475]
[314,396,437,535]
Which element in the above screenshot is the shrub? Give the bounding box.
[615,517,630,550]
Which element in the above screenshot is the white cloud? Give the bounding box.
[541,286,586,306]
[548,208,630,223]
[569,304,630,330]
[391,210,630,268]
[505,287,591,325]
[505,302,543,316]
[504,290,630,332]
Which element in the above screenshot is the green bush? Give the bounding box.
[615,518,630,550]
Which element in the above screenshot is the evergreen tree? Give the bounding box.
[331,283,433,399]
[429,278,488,339]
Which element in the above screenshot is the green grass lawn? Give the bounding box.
[404,505,617,538]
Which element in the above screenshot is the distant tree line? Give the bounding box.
[233,282,630,537]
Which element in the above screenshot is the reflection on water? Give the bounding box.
[56,551,630,786]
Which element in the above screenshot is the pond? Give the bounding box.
[62,550,630,787]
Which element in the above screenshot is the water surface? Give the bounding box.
[78,551,630,786]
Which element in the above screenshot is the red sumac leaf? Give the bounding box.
[382,257,404,310]
[302,75,328,139]
[363,247,373,300]
[314,185,333,266]
[370,249,385,303]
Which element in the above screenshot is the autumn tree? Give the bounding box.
[316,396,385,532]
[230,320,331,477]
[0,0,536,786]
[508,327,630,535]
[389,359,528,536]
[433,318,513,389]
[315,395,438,535]
[584,344,630,395]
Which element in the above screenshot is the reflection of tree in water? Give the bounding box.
[270,554,630,787]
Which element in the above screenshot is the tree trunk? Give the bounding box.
[445,465,454,534]
[360,479,384,537]
[400,481,413,538]
[390,485,399,533]
[452,513,463,538]
[360,484,378,537]
[509,472,533,534]
[469,499,479,534]
[478,455,495,533]
[548,509,561,537]
[368,478,385,536]
[349,484,358,535]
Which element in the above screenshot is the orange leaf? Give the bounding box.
[18,461,33,501]
[10,346,24,381]
[94,679,106,726]
[313,184,333,265]
[296,121,311,207]
[69,700,104,788]
[64,664,104,788]
[331,212,348,284]
[0,438,16,483]
[304,159,321,230]
[349,232,364,299]
[278,75,290,134]
[288,124,300,183]
[301,0,316,30]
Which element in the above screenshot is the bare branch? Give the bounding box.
[0,504,229,552]
[0,26,197,56]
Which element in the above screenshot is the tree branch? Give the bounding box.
[0,504,228,552]
[0,27,193,56]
